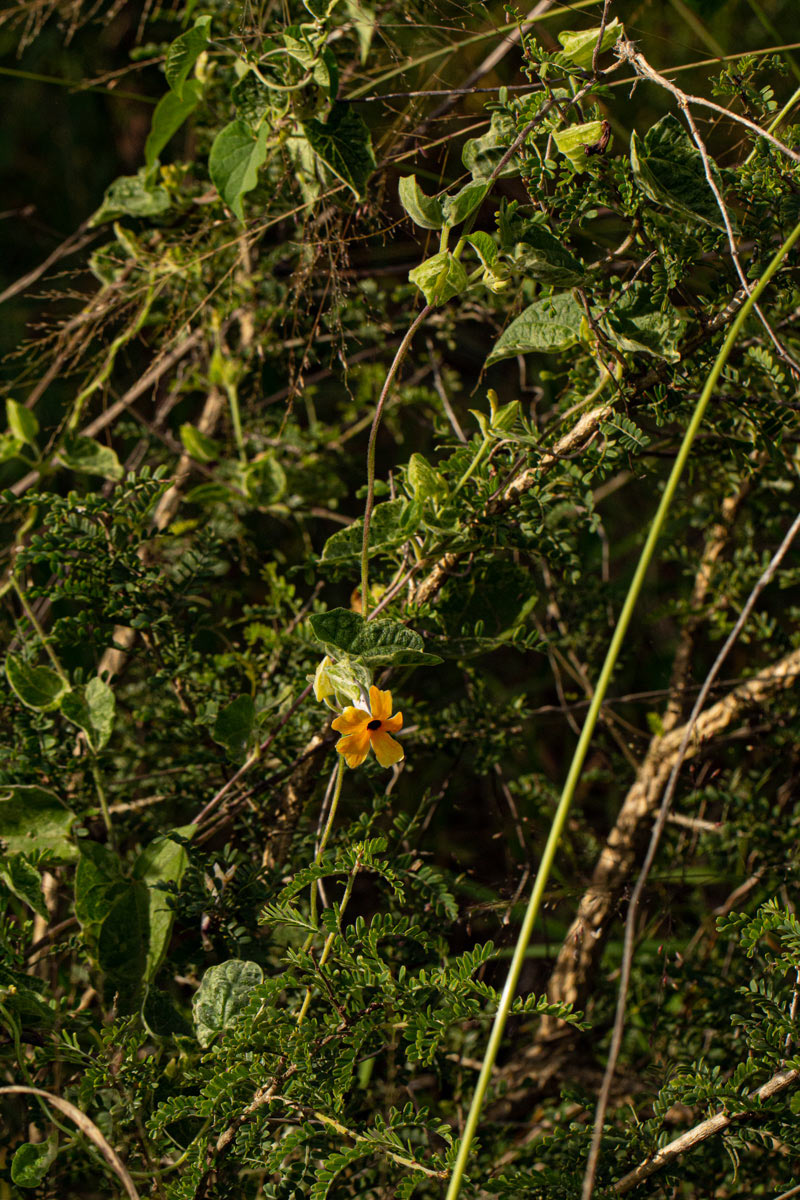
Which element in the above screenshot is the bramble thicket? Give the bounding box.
[3,0,800,1196]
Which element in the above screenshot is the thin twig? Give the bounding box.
[360,306,432,616]
[613,1068,800,1193]
[617,39,800,164]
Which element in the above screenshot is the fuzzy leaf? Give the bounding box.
[462,112,518,179]
[441,180,488,227]
[487,292,587,365]
[309,609,442,666]
[6,655,69,712]
[557,18,624,68]
[209,119,269,221]
[61,677,115,751]
[11,1139,57,1187]
[134,825,195,984]
[244,453,286,504]
[601,281,687,360]
[179,422,221,462]
[6,398,38,445]
[145,80,203,167]
[213,695,255,758]
[553,121,606,171]
[398,174,444,230]
[232,72,273,128]
[0,854,47,916]
[0,786,77,861]
[89,168,172,226]
[407,453,446,502]
[302,103,376,199]
[57,436,123,480]
[165,15,211,99]
[193,959,264,1047]
[630,113,727,229]
[408,251,468,306]
[321,498,410,563]
[511,224,584,285]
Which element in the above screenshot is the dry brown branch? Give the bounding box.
[613,1067,800,1193]
[412,403,614,606]
[495,643,800,1102]
[616,39,800,164]
[662,478,751,732]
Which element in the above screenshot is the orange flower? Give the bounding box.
[331,685,404,769]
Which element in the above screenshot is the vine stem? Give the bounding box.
[12,577,69,685]
[444,215,800,1200]
[360,304,431,617]
[297,755,346,1026]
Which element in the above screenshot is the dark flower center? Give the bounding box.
[367,719,382,730]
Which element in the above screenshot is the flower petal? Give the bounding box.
[383,711,403,732]
[370,729,404,768]
[369,686,393,721]
[335,726,371,768]
[331,706,370,735]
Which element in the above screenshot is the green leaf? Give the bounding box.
[630,113,726,229]
[321,498,410,563]
[344,0,375,64]
[179,421,221,462]
[467,233,509,293]
[486,292,588,365]
[408,251,469,307]
[552,121,606,171]
[11,1139,57,1188]
[302,0,338,16]
[309,609,442,666]
[407,453,447,502]
[193,959,264,1047]
[145,79,203,168]
[6,655,69,712]
[96,883,149,1001]
[57,435,123,480]
[209,119,269,221]
[6,398,38,445]
[0,433,25,463]
[398,174,444,230]
[89,167,172,226]
[213,694,256,758]
[61,677,115,751]
[165,15,211,99]
[466,232,498,269]
[232,72,274,128]
[302,103,376,199]
[462,112,518,179]
[75,841,126,930]
[557,17,624,68]
[0,786,77,861]
[441,180,488,227]
[0,854,47,917]
[313,45,339,100]
[600,281,687,360]
[510,224,584,286]
[244,453,287,504]
[134,825,195,984]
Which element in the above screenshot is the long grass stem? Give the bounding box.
[444,216,800,1200]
